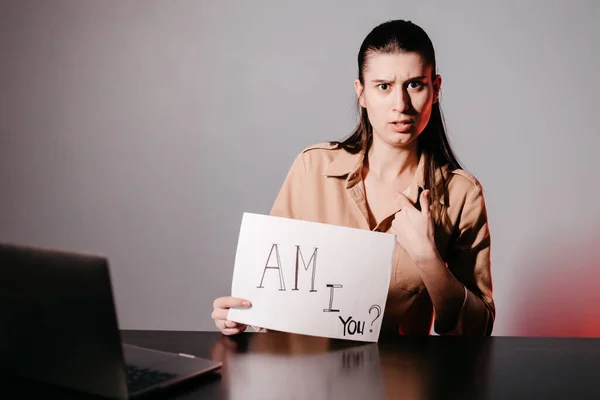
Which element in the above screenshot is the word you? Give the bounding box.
[338,305,381,337]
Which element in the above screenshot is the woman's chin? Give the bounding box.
[387,133,419,148]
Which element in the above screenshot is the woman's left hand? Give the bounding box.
[391,189,440,265]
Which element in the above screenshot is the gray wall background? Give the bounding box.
[1,0,599,336]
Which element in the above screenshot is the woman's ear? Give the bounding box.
[433,74,442,103]
[354,79,366,108]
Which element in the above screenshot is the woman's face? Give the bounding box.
[354,51,441,149]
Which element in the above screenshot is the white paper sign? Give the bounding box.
[227,213,396,342]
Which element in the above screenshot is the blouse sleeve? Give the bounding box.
[269,152,308,220]
[436,184,496,336]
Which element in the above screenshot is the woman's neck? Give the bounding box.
[364,139,419,182]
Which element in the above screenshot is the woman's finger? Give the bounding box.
[221,325,248,336]
[223,320,240,329]
[211,309,229,321]
[213,296,252,310]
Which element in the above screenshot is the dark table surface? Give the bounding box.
[4,330,600,399]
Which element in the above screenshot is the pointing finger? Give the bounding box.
[420,189,431,216]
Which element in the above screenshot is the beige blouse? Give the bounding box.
[268,142,495,336]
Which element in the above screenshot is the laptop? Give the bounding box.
[0,242,222,399]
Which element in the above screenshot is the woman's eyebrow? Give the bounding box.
[370,75,427,84]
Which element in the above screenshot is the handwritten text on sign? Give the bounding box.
[227,213,396,342]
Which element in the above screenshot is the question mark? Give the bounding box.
[369,305,381,332]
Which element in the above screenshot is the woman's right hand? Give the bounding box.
[212,296,252,335]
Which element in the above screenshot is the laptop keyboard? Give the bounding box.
[126,364,178,393]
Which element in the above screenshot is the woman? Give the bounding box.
[212,19,495,337]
